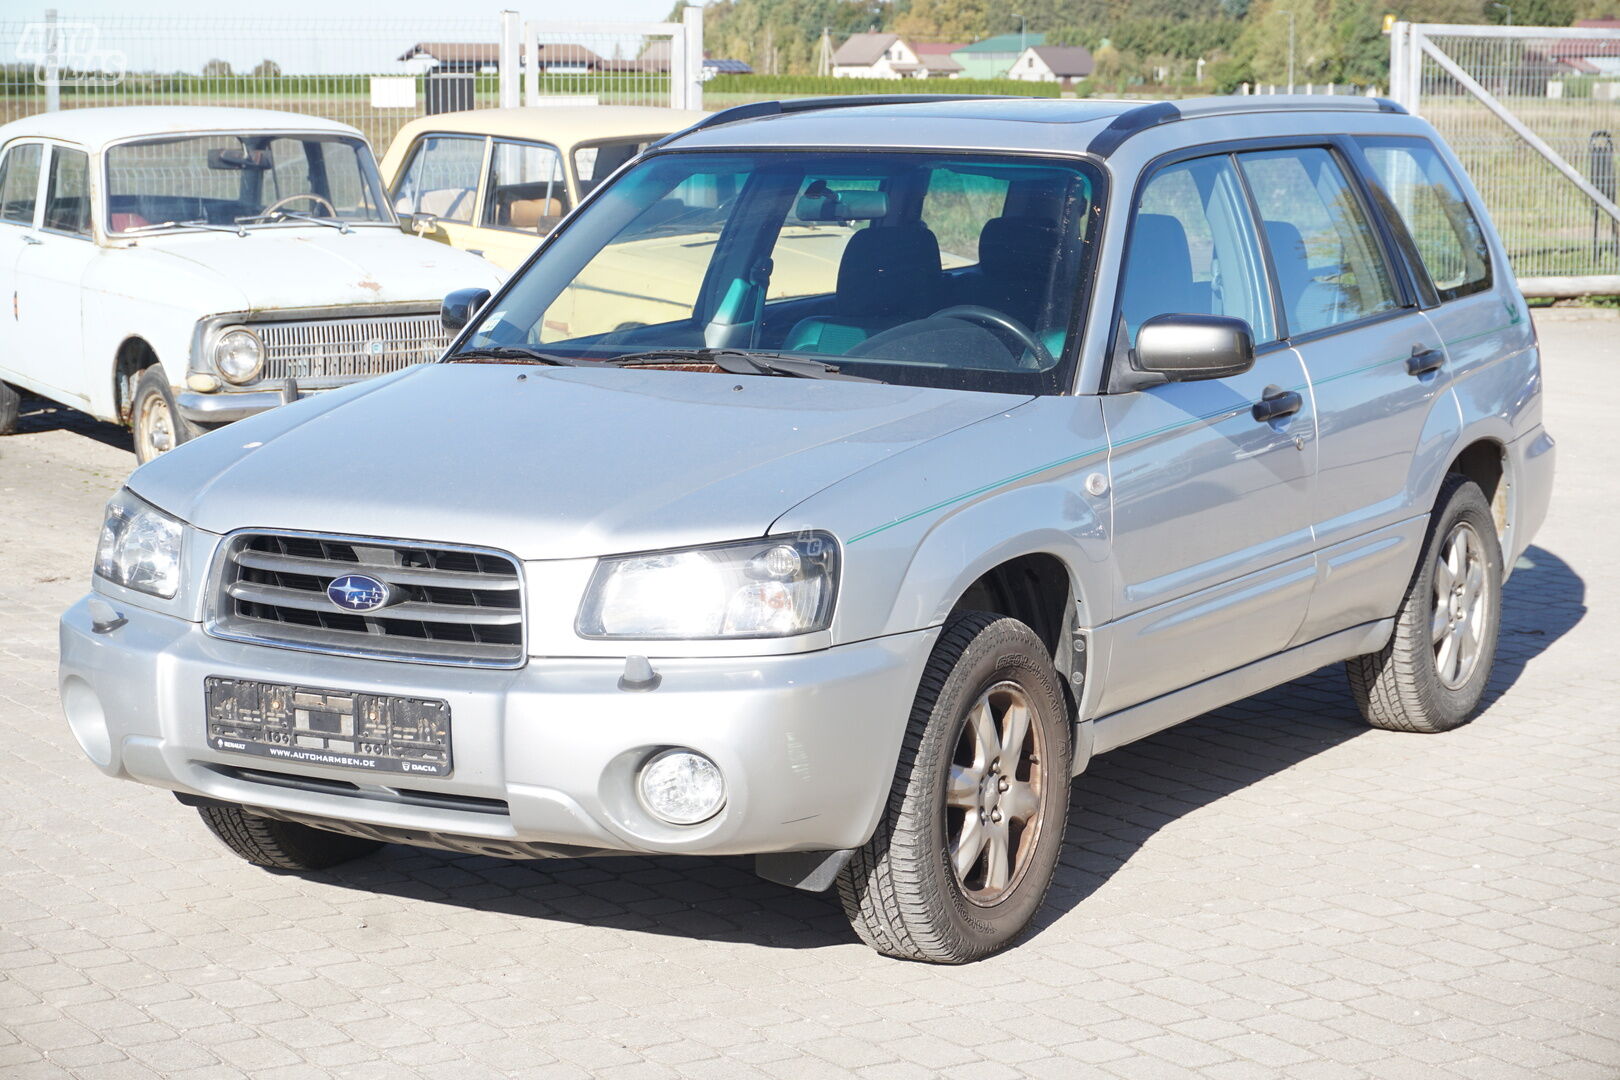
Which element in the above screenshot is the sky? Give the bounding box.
[9,1,685,75]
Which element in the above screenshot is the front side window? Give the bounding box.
[1357,137,1491,301]
[462,151,1102,395]
[1238,147,1400,336]
[389,135,484,225]
[105,133,390,233]
[44,147,91,236]
[1117,154,1275,345]
[483,140,569,234]
[0,142,42,225]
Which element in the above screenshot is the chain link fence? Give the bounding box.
[1395,24,1620,286]
[1,14,679,152]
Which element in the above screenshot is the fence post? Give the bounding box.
[498,10,521,109]
[43,8,60,112]
[523,20,539,106]
[683,3,704,111]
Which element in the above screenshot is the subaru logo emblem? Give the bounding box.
[327,574,392,612]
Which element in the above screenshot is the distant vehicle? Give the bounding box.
[62,96,1553,963]
[378,106,708,271]
[0,106,502,462]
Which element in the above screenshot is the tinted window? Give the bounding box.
[43,146,91,235]
[0,143,42,225]
[1239,148,1399,336]
[1358,138,1491,301]
[483,140,569,234]
[1118,155,1275,345]
[391,135,483,224]
[574,138,654,198]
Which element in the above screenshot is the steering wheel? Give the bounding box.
[930,305,1054,370]
[262,192,337,219]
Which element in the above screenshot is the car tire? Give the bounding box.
[837,611,1072,963]
[0,381,20,435]
[130,365,201,464]
[197,803,383,871]
[1347,474,1503,733]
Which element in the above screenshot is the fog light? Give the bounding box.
[61,677,111,767]
[638,749,725,825]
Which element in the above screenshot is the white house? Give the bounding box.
[832,34,962,79]
[1006,45,1095,88]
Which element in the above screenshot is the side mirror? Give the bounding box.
[404,211,439,236]
[1132,314,1254,384]
[441,287,492,332]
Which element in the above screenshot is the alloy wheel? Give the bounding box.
[1432,520,1491,690]
[945,680,1047,905]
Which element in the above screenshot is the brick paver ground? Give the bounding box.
[1,312,1615,1079]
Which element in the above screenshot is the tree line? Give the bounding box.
[684,0,1620,89]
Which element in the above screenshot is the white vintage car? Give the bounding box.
[0,107,502,462]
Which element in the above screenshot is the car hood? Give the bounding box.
[133,227,501,310]
[130,363,1031,560]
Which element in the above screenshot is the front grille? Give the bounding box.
[209,532,525,668]
[253,312,450,384]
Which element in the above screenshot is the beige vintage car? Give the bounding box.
[377,106,707,271]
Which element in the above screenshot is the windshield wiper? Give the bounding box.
[606,348,875,382]
[122,218,247,238]
[446,346,588,366]
[274,211,353,234]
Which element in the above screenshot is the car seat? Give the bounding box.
[783,224,944,355]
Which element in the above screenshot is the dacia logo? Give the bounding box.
[327,574,392,612]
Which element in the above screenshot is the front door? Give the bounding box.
[13,144,97,406]
[388,133,489,256]
[1099,152,1318,716]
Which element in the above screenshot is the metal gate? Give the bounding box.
[1390,22,1620,295]
[499,11,704,112]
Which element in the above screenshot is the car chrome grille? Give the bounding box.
[253,313,450,384]
[210,533,525,668]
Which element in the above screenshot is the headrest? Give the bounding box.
[835,225,943,318]
[977,216,1061,276]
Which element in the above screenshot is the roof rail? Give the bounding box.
[1087,95,1408,157]
[648,94,1012,150]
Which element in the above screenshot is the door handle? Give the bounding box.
[1252,388,1303,423]
[1406,345,1444,376]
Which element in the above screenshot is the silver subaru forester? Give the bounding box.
[61,96,1554,962]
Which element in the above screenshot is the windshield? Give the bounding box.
[462,150,1102,394]
[105,133,391,233]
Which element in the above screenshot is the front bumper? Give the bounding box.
[59,596,935,858]
[177,388,295,424]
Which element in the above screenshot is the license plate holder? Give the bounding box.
[205,676,452,777]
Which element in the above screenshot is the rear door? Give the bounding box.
[0,140,45,394]
[1236,145,1445,644]
[1099,151,1317,715]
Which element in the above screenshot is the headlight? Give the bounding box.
[211,327,263,385]
[578,532,839,639]
[94,489,184,598]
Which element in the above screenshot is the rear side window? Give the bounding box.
[0,142,42,225]
[1357,138,1491,301]
[483,140,569,234]
[44,147,91,236]
[1239,147,1400,337]
[391,135,483,224]
[1117,154,1276,345]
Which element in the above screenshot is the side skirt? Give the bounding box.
[1081,618,1394,763]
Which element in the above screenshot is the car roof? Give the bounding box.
[664,95,1411,157]
[390,106,709,150]
[0,106,362,149]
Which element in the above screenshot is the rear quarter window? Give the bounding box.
[1357,137,1492,302]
